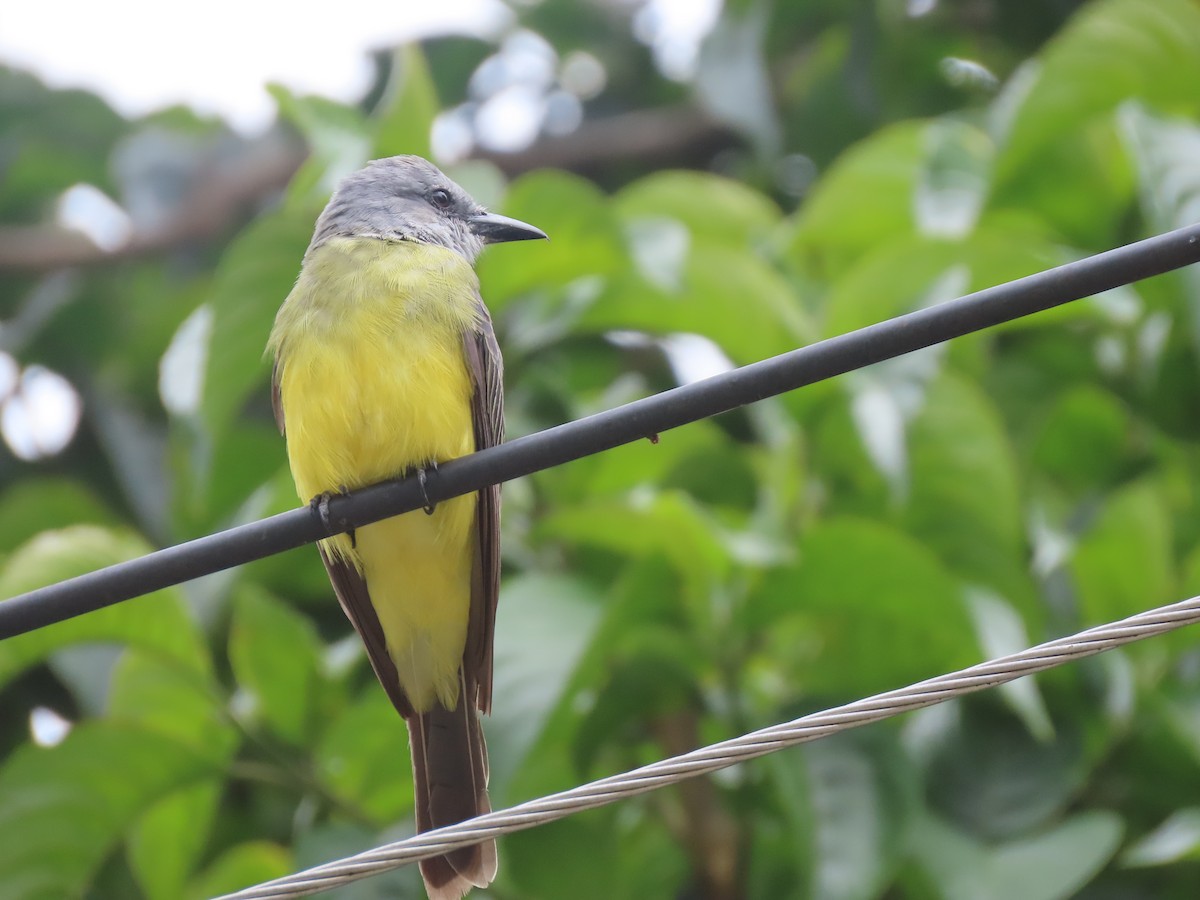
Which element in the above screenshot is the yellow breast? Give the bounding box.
[269,236,485,710]
[271,237,482,499]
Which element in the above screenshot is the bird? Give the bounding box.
[267,155,546,899]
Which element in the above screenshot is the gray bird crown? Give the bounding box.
[308,156,488,262]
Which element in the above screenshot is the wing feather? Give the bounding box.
[319,546,415,718]
[463,299,504,714]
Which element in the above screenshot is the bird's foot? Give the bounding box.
[311,485,356,547]
[415,462,438,516]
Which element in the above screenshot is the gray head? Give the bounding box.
[308,155,546,263]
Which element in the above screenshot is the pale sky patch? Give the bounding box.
[0,0,513,132]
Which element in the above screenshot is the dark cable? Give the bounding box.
[2,222,1199,639]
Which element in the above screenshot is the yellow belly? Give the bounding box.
[270,238,483,710]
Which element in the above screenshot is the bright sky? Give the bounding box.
[0,0,514,131]
[0,0,721,133]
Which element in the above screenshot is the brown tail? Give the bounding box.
[407,678,497,900]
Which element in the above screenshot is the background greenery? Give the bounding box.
[3,0,1200,897]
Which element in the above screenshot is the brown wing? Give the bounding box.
[272,357,415,718]
[319,546,414,718]
[463,299,504,714]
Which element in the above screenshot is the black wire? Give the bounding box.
[3,223,1200,640]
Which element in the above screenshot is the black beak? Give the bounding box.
[469,212,548,244]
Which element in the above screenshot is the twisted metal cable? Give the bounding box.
[217,592,1200,899]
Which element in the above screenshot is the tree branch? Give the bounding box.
[478,105,737,177]
[0,136,303,271]
[0,106,737,273]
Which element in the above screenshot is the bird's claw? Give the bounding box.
[311,485,355,547]
[417,462,438,516]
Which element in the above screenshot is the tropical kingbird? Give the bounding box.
[268,156,546,899]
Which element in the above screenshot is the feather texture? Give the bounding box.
[270,235,501,897]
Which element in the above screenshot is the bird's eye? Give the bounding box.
[429,188,453,210]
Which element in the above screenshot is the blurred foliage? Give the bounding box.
[3,0,1200,898]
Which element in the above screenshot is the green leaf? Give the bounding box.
[903,374,1027,603]
[228,586,323,743]
[787,121,925,277]
[487,573,605,803]
[614,169,781,245]
[373,45,439,159]
[269,85,371,194]
[1072,480,1174,624]
[1030,386,1132,492]
[1160,691,1200,773]
[965,589,1054,742]
[196,208,316,439]
[990,119,1134,247]
[475,170,625,308]
[0,724,214,900]
[565,557,707,780]
[604,814,690,900]
[108,649,236,761]
[129,781,223,900]
[1121,104,1200,236]
[87,382,172,538]
[0,526,208,687]
[912,810,1123,900]
[994,0,1200,183]
[315,687,413,823]
[0,73,125,212]
[539,491,732,607]
[1180,541,1200,602]
[1123,808,1200,867]
[0,478,115,552]
[822,237,965,339]
[539,419,736,503]
[505,815,625,900]
[185,841,291,900]
[799,735,912,900]
[107,648,235,900]
[763,517,974,696]
[1120,104,1200,357]
[585,242,809,365]
[569,637,700,778]
[913,119,993,240]
[923,701,1089,839]
[755,749,811,893]
[821,224,1062,340]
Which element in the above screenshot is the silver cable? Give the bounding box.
[216,592,1200,899]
